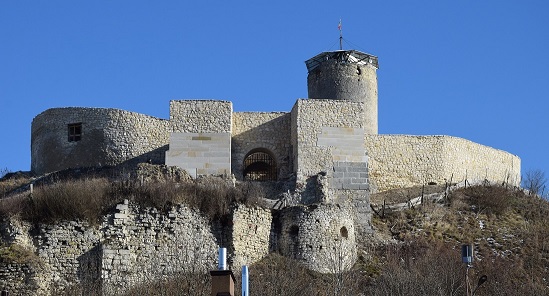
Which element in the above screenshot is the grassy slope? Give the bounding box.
[1,170,548,295]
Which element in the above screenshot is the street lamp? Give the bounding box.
[462,244,473,296]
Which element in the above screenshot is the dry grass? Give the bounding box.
[0,171,32,197]
[0,176,266,225]
[372,185,549,294]
[3,175,549,295]
[371,184,446,204]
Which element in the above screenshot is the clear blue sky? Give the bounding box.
[1,1,548,184]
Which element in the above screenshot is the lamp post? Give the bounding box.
[462,244,487,295]
[462,244,473,296]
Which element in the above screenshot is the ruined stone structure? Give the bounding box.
[13,49,521,293]
[30,49,521,192]
[0,198,360,294]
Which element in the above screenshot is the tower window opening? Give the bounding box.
[68,123,82,142]
[340,226,348,239]
[243,150,277,181]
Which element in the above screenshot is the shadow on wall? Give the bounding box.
[31,145,169,180]
[115,145,170,170]
[77,245,102,293]
[231,114,292,182]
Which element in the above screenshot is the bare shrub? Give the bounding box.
[25,178,114,225]
[522,169,546,197]
[0,170,32,197]
[110,180,185,211]
[452,185,515,216]
[248,253,316,296]
[0,194,28,220]
[2,174,268,226]
[109,177,267,221]
[472,255,549,295]
[367,239,464,296]
[120,272,211,296]
[0,244,43,267]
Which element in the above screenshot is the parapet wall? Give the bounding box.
[31,108,170,175]
[170,100,232,133]
[365,135,521,193]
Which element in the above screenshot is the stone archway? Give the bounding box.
[243,148,277,181]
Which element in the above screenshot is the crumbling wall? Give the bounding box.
[229,204,272,268]
[35,221,102,290]
[278,204,357,274]
[0,262,45,296]
[100,201,219,294]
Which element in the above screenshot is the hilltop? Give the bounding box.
[1,167,548,295]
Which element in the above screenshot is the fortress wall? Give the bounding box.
[169,100,232,133]
[167,100,233,176]
[279,204,357,273]
[365,135,521,193]
[165,132,231,177]
[0,262,45,296]
[291,99,365,184]
[101,203,218,293]
[31,108,170,175]
[442,136,521,186]
[35,221,102,291]
[232,112,291,180]
[230,205,272,268]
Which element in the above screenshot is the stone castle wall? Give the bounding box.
[365,135,521,193]
[291,99,365,184]
[231,112,292,180]
[31,100,521,194]
[169,100,232,133]
[31,107,170,175]
[100,202,219,294]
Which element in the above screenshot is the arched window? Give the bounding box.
[243,149,277,181]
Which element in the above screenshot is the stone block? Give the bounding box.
[114,213,128,219]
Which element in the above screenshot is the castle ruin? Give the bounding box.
[30,49,521,193]
[11,49,521,293]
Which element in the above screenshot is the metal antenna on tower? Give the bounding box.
[338,19,342,50]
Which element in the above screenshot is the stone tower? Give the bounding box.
[305,50,379,134]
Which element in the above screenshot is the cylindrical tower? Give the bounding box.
[305,50,379,134]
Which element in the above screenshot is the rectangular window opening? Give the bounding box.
[68,123,82,142]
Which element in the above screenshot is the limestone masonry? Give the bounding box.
[6,49,521,294]
[31,49,520,191]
